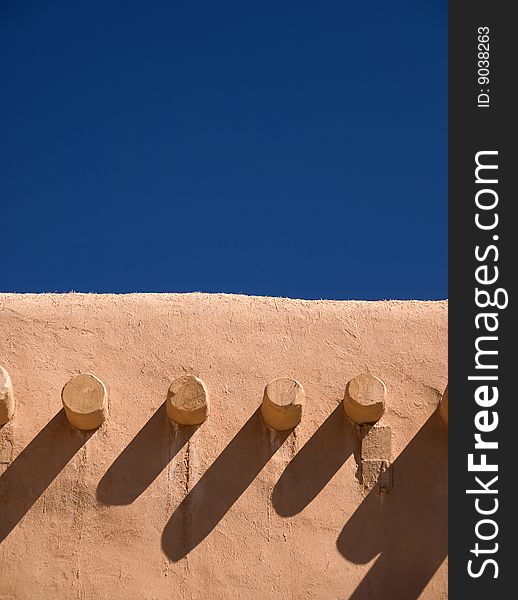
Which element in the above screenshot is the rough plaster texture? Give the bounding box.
[0,293,448,600]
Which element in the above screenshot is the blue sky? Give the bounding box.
[1,1,447,299]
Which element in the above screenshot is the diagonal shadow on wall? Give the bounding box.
[272,403,357,516]
[337,410,448,599]
[0,410,92,543]
[97,403,195,505]
[162,408,289,561]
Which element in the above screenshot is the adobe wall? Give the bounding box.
[0,294,448,599]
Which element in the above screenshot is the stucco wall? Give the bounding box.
[0,294,448,599]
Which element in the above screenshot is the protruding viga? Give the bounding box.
[261,377,305,431]
[61,373,108,431]
[343,373,386,425]
[440,385,448,426]
[167,375,209,426]
[0,366,15,426]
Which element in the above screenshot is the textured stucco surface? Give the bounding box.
[0,294,448,599]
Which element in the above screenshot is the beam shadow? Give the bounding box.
[337,410,448,599]
[272,403,357,516]
[97,403,195,505]
[0,410,93,543]
[161,408,289,561]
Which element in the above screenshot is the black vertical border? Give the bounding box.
[449,1,515,596]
